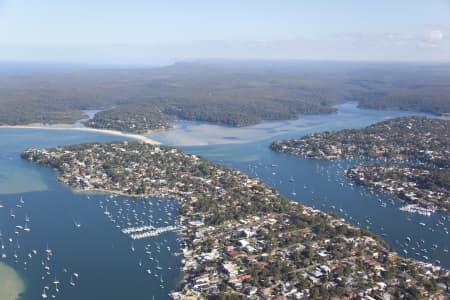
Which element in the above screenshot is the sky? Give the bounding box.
[0,0,449,64]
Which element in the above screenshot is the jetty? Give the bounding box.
[121,225,155,234]
[122,225,179,240]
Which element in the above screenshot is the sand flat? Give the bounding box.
[0,125,160,145]
[0,263,25,300]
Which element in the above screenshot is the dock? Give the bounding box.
[122,225,179,240]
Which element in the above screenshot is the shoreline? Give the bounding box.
[70,185,167,199]
[0,125,161,145]
[0,262,25,300]
[21,142,450,299]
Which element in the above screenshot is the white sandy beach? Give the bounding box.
[0,125,161,145]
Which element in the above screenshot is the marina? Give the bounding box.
[185,147,450,268]
[0,129,182,300]
[0,103,448,299]
[128,226,179,240]
[399,204,437,216]
[0,191,182,299]
[165,103,449,270]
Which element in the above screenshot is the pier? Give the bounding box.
[399,204,436,216]
[122,225,179,240]
[121,225,155,234]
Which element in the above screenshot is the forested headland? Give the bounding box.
[1,61,449,131]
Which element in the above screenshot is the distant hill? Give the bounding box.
[0,61,449,129]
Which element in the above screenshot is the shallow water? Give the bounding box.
[0,103,448,300]
[0,129,181,300]
[0,262,25,300]
[161,103,450,268]
[148,102,429,146]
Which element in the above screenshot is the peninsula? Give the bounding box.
[347,164,449,212]
[2,62,450,130]
[22,141,450,299]
[271,117,450,212]
[84,105,173,134]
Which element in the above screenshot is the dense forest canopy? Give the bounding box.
[0,61,449,128]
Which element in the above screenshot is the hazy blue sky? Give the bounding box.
[1,0,449,64]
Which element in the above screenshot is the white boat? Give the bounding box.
[69,275,75,287]
[73,219,81,228]
[53,277,60,292]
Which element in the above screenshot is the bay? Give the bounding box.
[0,129,181,300]
[152,103,450,269]
[0,102,448,300]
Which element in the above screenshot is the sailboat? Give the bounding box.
[53,276,60,292]
[156,260,162,270]
[73,219,81,228]
[291,182,296,196]
[45,244,52,255]
[69,275,75,287]
[44,260,50,271]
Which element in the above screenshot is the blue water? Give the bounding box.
[0,103,449,300]
[161,103,450,268]
[0,129,181,300]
